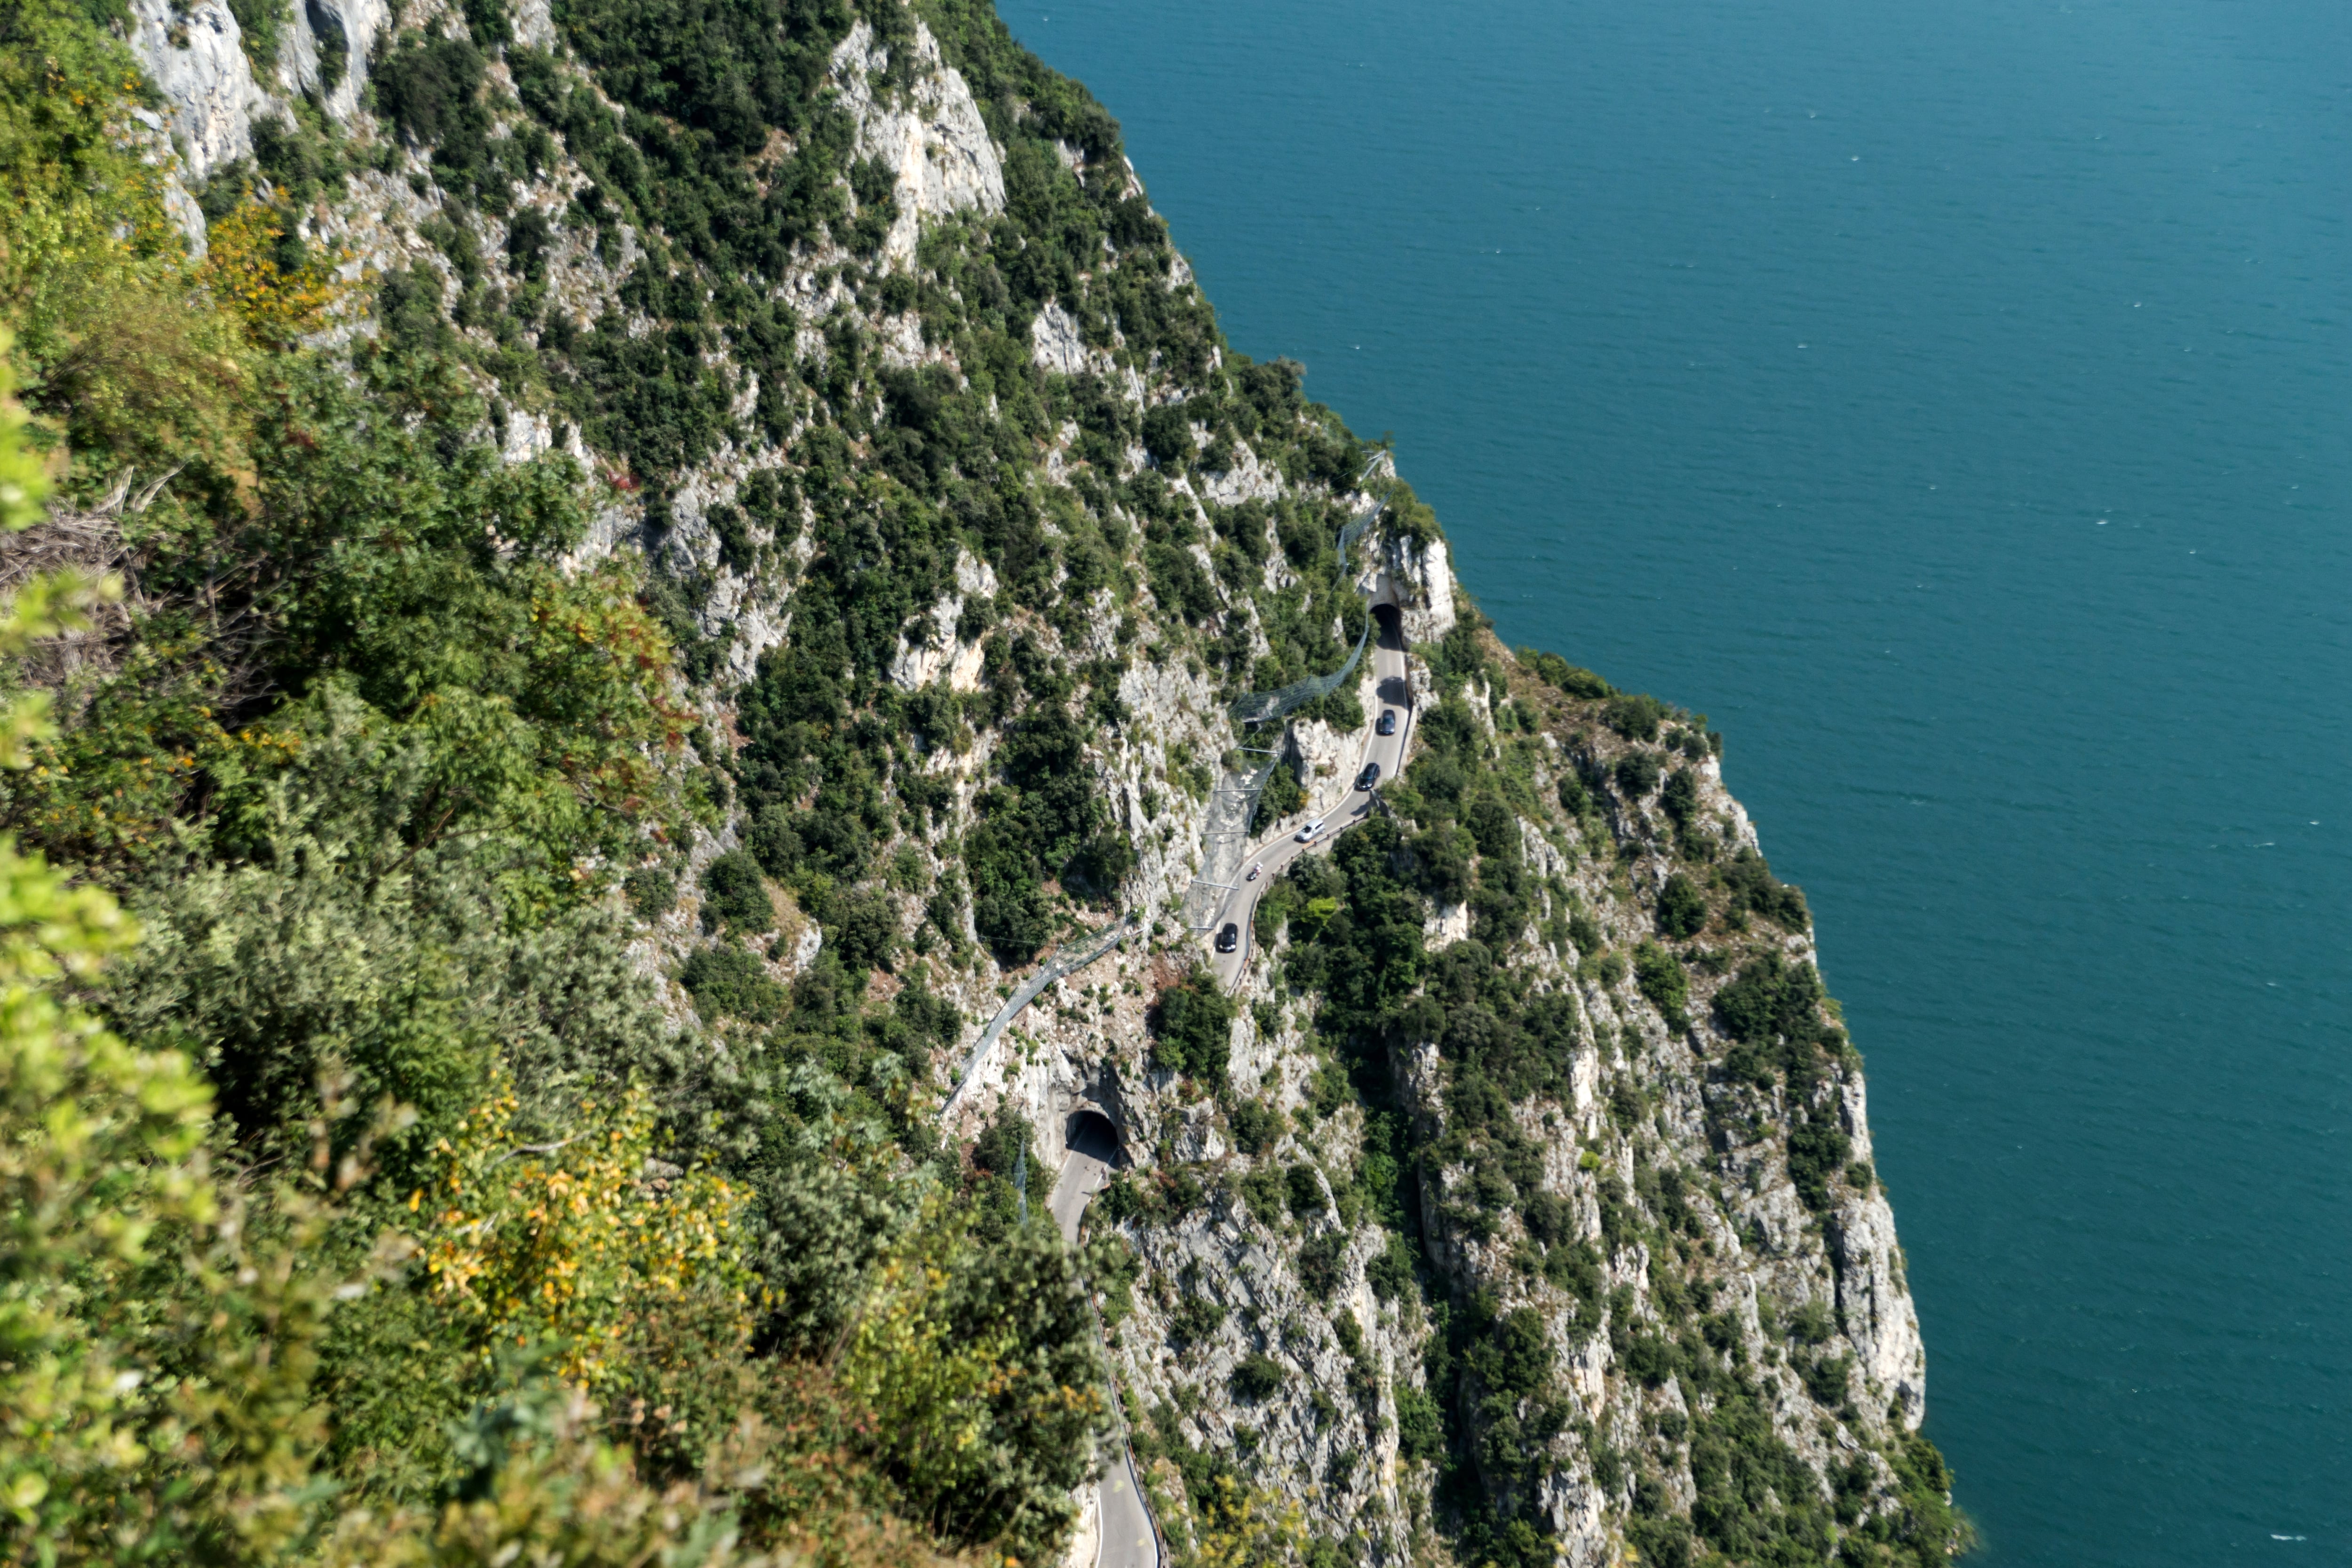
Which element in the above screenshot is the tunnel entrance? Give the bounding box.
[1066,1107,1123,1168]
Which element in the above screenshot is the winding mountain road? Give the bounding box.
[1205,611,1414,990]
[1051,1117,1158,1568]
[1032,595,1418,1568]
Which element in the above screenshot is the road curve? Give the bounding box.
[1205,613,1414,990]
[1052,1121,1159,1568]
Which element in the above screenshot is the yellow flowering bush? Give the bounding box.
[840,1205,1108,1552]
[1193,1474,1312,1568]
[840,1222,1014,1501]
[196,198,348,350]
[418,1066,760,1385]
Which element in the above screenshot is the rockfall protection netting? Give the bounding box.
[1181,493,1385,927]
[1335,497,1379,565]
[940,912,1141,1122]
[1223,612,1371,727]
[1178,747,1291,931]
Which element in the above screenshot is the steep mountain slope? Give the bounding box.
[4,0,1964,1561]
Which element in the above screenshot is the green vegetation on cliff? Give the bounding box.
[0,0,1966,1561]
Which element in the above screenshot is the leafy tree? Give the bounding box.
[101,686,678,1162]
[417,1065,759,1386]
[1613,750,1662,800]
[1660,765,1700,829]
[701,849,772,931]
[1141,401,1194,468]
[1152,972,1235,1088]
[1657,872,1708,939]
[0,8,253,478]
[841,1208,1110,1557]
[824,884,901,974]
[1604,692,1669,741]
[1634,941,1690,1025]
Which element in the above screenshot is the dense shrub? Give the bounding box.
[624,864,677,919]
[373,33,487,155]
[1519,647,1611,700]
[701,848,771,931]
[1787,1297,1836,1345]
[1229,1352,1285,1401]
[1170,1290,1227,1345]
[1229,1097,1282,1156]
[1285,1162,1327,1221]
[1568,910,1604,955]
[679,941,787,1022]
[1411,823,1473,904]
[1152,974,1235,1088]
[1297,1229,1346,1300]
[1661,766,1700,828]
[1802,1351,1853,1407]
[1141,401,1194,467]
[1786,1106,1853,1213]
[1396,1385,1446,1462]
[1367,1231,1417,1301]
[1145,538,1220,623]
[823,885,900,973]
[1657,872,1708,939]
[963,709,1108,960]
[1605,691,1669,741]
[1467,1307,1553,1399]
[1464,793,1519,859]
[1255,754,1308,825]
[1713,950,1828,1066]
[1634,942,1688,1025]
[1614,751,1662,800]
[1722,846,1810,931]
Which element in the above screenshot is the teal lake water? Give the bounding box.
[1019,0,2351,1559]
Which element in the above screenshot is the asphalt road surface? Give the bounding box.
[1051,1116,1158,1568]
[1206,613,1414,989]
[1050,1114,1118,1246]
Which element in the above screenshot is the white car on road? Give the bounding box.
[1295,818,1325,843]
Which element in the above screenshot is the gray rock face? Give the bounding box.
[1031,299,1100,377]
[125,0,274,183]
[830,20,1007,268]
[1383,534,1457,645]
[1830,1074,1928,1427]
[123,107,212,255]
[282,0,393,120]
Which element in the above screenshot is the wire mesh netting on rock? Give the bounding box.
[1182,493,1385,926]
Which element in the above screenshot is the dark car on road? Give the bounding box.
[1376,709,1398,736]
[1215,922,1240,954]
[1355,763,1382,791]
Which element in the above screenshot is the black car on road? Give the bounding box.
[1215,922,1240,953]
[1355,762,1382,791]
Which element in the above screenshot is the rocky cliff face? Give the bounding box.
[119,1,1952,1561]
[981,639,1939,1567]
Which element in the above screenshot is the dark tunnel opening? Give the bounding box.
[1066,1107,1123,1167]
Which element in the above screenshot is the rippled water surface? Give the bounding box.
[1014,0,2352,1558]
